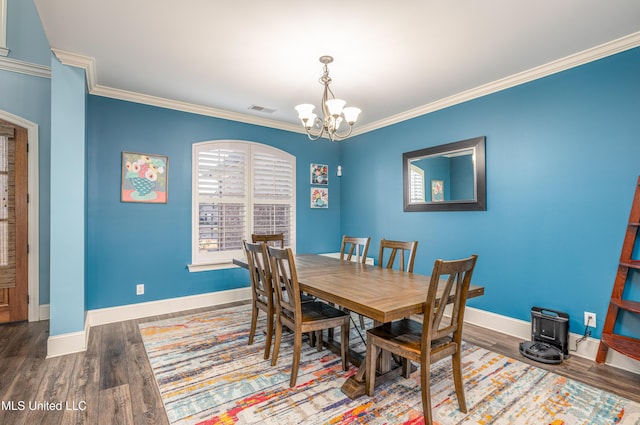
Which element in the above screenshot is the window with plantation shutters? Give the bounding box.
[252,148,294,247]
[410,164,425,202]
[192,141,295,268]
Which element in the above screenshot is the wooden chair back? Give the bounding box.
[244,240,273,307]
[268,246,302,322]
[268,245,351,387]
[378,239,418,272]
[340,235,371,264]
[422,254,478,347]
[243,240,276,359]
[252,233,285,248]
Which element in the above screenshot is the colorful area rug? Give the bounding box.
[139,305,640,425]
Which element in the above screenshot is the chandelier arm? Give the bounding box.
[329,124,354,140]
[305,131,324,141]
[303,117,326,141]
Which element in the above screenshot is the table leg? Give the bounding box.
[341,354,415,399]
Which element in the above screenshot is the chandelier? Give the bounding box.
[295,56,361,141]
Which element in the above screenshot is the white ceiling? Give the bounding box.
[34,0,640,136]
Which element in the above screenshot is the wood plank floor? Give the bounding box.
[1,301,639,424]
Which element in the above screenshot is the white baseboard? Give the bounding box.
[42,288,640,375]
[87,287,251,327]
[463,306,640,374]
[47,331,86,358]
[45,287,251,358]
[46,316,90,359]
[39,304,50,321]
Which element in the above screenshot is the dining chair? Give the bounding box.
[243,240,276,360]
[378,238,418,272]
[340,235,372,330]
[251,233,285,248]
[268,246,351,387]
[340,235,371,264]
[365,254,478,424]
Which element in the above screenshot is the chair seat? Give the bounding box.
[368,319,453,357]
[301,301,350,323]
[280,290,314,304]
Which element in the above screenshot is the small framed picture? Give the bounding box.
[311,188,328,208]
[431,179,444,202]
[121,151,168,203]
[310,163,328,185]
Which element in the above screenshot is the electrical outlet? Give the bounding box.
[136,284,144,295]
[584,311,596,328]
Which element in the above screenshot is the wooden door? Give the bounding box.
[0,119,28,323]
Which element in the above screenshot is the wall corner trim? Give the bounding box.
[46,317,90,359]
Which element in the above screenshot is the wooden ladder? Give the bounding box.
[596,176,640,363]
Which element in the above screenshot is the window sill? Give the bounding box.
[187,262,241,272]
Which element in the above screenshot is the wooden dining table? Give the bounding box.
[233,253,485,399]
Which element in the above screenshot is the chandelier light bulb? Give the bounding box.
[295,104,315,120]
[342,107,361,125]
[325,99,346,117]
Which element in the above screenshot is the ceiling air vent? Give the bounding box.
[249,105,276,114]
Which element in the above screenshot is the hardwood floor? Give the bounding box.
[1,301,638,424]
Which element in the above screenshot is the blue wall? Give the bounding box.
[451,155,474,200]
[340,47,640,339]
[6,0,50,65]
[49,55,86,335]
[85,96,341,309]
[1,0,52,304]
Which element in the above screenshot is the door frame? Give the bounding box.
[0,110,39,322]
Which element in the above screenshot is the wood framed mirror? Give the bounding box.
[403,136,486,212]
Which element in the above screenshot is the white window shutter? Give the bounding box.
[196,146,247,261]
[252,150,294,246]
[192,141,296,266]
[410,165,425,202]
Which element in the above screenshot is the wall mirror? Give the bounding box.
[403,136,486,211]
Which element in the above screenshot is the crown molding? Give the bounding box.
[353,31,640,136]
[51,48,97,87]
[51,48,305,134]
[53,31,640,137]
[0,55,50,78]
[91,84,305,134]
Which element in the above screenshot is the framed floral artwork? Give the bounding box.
[121,151,168,203]
[311,188,328,208]
[310,163,328,185]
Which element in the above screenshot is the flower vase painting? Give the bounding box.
[121,152,168,203]
[310,163,328,185]
[311,188,328,208]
